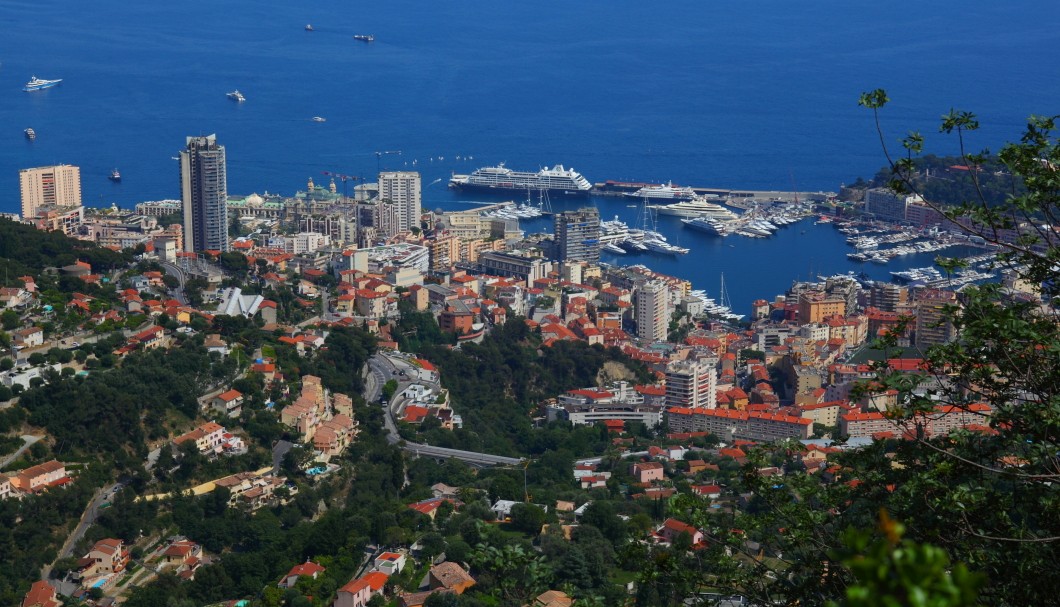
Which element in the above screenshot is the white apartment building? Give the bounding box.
[635,280,670,342]
[378,171,422,234]
[664,357,718,410]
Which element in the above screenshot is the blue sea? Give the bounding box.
[2,0,1058,310]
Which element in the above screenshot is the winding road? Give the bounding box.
[366,353,521,467]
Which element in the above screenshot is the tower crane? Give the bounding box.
[320,171,364,201]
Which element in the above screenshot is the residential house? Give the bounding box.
[21,581,61,607]
[490,499,521,521]
[130,325,168,349]
[429,562,476,594]
[162,540,203,574]
[0,473,12,500]
[630,461,665,484]
[334,571,389,607]
[210,389,245,417]
[656,518,705,547]
[531,590,574,607]
[374,551,407,576]
[12,326,44,348]
[214,471,290,510]
[76,538,129,583]
[10,460,69,494]
[278,560,326,589]
[408,497,462,520]
[173,422,227,455]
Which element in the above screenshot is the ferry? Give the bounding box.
[649,198,739,220]
[450,163,592,197]
[227,90,246,102]
[23,76,62,92]
[625,182,697,201]
[353,35,375,42]
[24,128,36,140]
[109,169,121,182]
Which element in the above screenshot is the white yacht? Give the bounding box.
[649,198,739,220]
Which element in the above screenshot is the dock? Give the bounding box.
[591,181,831,206]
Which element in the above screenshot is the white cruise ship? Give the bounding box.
[649,198,739,220]
[449,163,592,196]
[625,181,697,200]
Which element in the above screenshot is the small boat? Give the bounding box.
[312,116,326,122]
[109,169,121,182]
[25,128,36,140]
[227,90,246,102]
[353,34,375,42]
[305,24,314,31]
[23,76,62,92]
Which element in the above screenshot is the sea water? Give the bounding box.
[1,0,1056,309]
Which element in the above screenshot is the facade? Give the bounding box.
[915,290,958,348]
[665,407,813,442]
[378,171,422,234]
[19,164,81,219]
[798,291,846,323]
[864,188,914,223]
[477,251,552,287]
[553,207,601,263]
[664,358,718,410]
[180,134,229,253]
[634,280,669,342]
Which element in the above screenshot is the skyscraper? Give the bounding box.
[378,171,421,235]
[634,280,670,342]
[553,207,601,263]
[180,135,229,253]
[19,164,82,219]
[665,358,718,410]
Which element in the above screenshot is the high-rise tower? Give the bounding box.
[19,164,81,219]
[554,207,601,263]
[180,135,229,253]
[378,171,421,235]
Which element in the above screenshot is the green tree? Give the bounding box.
[0,310,18,330]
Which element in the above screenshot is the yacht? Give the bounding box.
[305,24,314,31]
[602,243,626,255]
[649,198,739,219]
[109,169,121,182]
[24,128,36,140]
[625,182,697,200]
[23,76,62,92]
[643,238,689,255]
[227,90,246,102]
[312,116,327,122]
[681,216,729,235]
[353,35,375,42]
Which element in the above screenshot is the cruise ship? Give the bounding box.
[449,164,592,196]
[649,198,739,220]
[23,76,62,92]
[625,182,697,200]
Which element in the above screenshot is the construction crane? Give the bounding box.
[320,171,364,201]
[375,150,402,173]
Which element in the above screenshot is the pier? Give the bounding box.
[591,181,831,205]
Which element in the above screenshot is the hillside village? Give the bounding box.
[0,169,1050,607]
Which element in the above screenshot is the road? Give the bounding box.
[366,353,522,467]
[158,261,188,305]
[0,434,43,469]
[43,482,121,580]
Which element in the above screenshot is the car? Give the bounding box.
[72,341,80,347]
